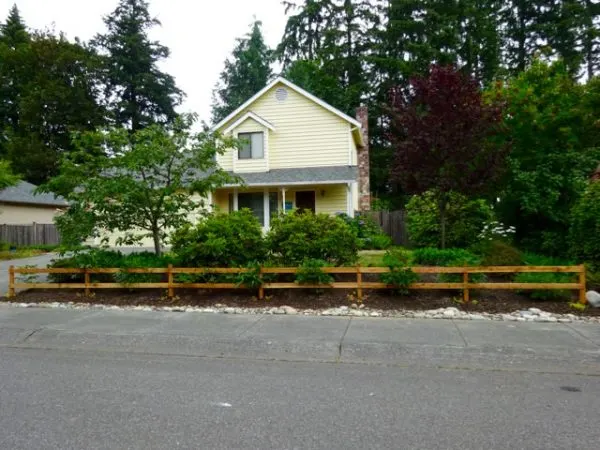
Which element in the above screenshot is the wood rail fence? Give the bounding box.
[8,265,587,304]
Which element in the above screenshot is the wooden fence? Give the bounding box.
[365,210,409,246]
[0,224,60,247]
[8,265,587,304]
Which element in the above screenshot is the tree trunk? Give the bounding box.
[152,227,161,256]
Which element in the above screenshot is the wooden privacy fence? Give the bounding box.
[8,265,587,304]
[365,210,409,246]
[0,224,60,247]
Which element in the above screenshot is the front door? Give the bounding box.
[295,191,316,213]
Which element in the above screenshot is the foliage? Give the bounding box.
[569,182,600,271]
[267,212,359,266]
[171,209,266,268]
[295,259,334,285]
[379,249,419,295]
[413,248,481,267]
[0,160,18,189]
[92,0,183,131]
[339,213,392,250]
[389,65,508,248]
[473,239,524,267]
[491,60,600,256]
[413,247,484,282]
[40,115,234,255]
[406,191,495,249]
[115,252,173,284]
[0,9,106,184]
[514,252,576,300]
[211,20,272,123]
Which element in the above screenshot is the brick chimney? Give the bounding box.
[355,106,371,211]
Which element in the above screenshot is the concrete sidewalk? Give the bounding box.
[1,305,599,374]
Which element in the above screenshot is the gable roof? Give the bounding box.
[212,76,363,132]
[0,181,68,207]
[223,111,276,134]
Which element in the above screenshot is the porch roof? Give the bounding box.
[223,166,358,187]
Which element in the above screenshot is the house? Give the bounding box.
[0,180,67,225]
[93,77,371,248]
[211,76,370,228]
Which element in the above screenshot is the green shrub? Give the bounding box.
[48,249,125,283]
[171,210,266,268]
[267,212,359,266]
[115,252,173,284]
[339,214,392,250]
[515,253,576,300]
[569,182,600,271]
[406,191,494,248]
[0,241,10,251]
[472,239,523,266]
[295,259,334,285]
[380,249,419,294]
[413,247,485,282]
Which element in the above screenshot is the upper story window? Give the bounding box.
[238,132,264,160]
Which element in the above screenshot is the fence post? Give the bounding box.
[8,265,15,298]
[258,267,264,300]
[84,268,90,297]
[579,265,587,304]
[356,266,363,302]
[167,264,174,298]
[463,270,469,303]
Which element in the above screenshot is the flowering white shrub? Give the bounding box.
[478,221,516,242]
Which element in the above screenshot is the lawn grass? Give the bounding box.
[0,244,60,261]
[358,248,414,267]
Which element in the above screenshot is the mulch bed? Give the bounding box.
[3,287,599,317]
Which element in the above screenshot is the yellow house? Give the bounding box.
[211,76,371,229]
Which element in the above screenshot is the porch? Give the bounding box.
[213,183,358,229]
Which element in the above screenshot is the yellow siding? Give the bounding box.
[0,203,65,225]
[315,185,347,215]
[219,82,357,170]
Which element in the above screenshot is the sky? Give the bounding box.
[1,0,288,123]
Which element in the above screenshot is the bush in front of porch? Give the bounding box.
[266,212,359,266]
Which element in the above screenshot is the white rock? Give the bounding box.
[528,308,542,314]
[516,317,527,322]
[281,306,298,315]
[469,314,487,320]
[350,303,358,309]
[443,309,457,318]
[558,318,572,323]
[534,316,551,322]
[224,307,236,314]
[369,311,381,317]
[586,291,600,307]
[350,309,365,316]
[358,304,365,309]
[339,306,349,312]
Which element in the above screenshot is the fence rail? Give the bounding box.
[0,224,60,247]
[8,264,587,304]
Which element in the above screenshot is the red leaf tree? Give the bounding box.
[389,65,508,248]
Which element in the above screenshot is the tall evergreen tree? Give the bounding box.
[211,20,272,124]
[93,0,183,131]
[581,0,600,78]
[0,4,28,47]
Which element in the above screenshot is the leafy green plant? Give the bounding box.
[569,302,587,312]
[380,249,419,294]
[472,239,523,266]
[338,213,392,250]
[413,247,485,282]
[569,182,600,272]
[235,262,263,289]
[171,209,266,268]
[295,259,334,285]
[405,191,495,249]
[115,252,173,285]
[514,253,576,300]
[267,212,359,266]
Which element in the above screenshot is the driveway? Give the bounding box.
[0,307,599,449]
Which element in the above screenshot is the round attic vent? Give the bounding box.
[275,87,288,101]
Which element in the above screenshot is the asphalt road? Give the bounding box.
[1,307,599,449]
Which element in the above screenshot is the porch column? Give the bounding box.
[263,187,270,229]
[347,182,354,217]
[207,191,213,211]
[233,188,239,211]
[281,188,287,214]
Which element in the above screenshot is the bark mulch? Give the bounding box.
[3,287,599,317]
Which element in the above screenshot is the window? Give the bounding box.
[238,192,265,225]
[238,132,264,159]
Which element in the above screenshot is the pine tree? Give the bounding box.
[581,0,600,78]
[211,20,272,124]
[93,0,183,131]
[0,4,28,48]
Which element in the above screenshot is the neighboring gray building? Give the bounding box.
[0,181,67,225]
